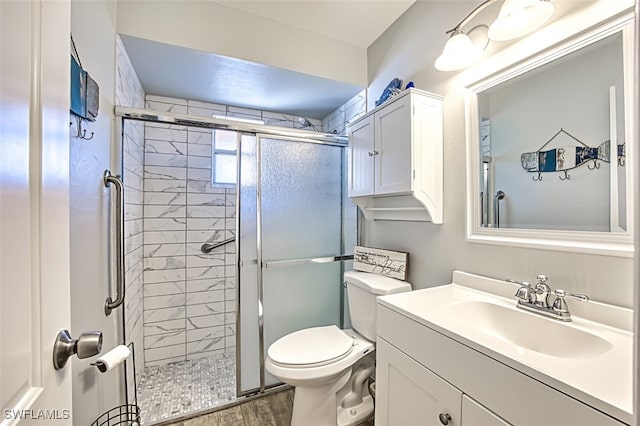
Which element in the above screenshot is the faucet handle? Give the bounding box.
[552,289,589,314]
[505,279,532,302]
[553,289,589,302]
[514,282,532,302]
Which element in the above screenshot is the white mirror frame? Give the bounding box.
[464,9,636,258]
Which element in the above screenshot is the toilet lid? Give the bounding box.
[268,325,354,367]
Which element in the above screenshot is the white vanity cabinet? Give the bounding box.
[376,304,628,426]
[347,89,443,223]
[376,338,508,426]
[376,338,461,426]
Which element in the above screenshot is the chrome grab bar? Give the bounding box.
[201,237,236,253]
[104,170,125,316]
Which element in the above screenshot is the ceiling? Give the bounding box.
[214,0,416,49]
[121,1,416,119]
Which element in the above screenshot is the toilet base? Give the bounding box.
[289,355,375,426]
[337,394,374,426]
[291,370,351,426]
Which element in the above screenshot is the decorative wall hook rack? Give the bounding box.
[520,128,624,182]
[70,33,99,141]
[72,115,94,140]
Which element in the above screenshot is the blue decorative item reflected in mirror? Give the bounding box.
[520,128,624,182]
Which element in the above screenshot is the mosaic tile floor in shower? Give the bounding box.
[137,352,236,424]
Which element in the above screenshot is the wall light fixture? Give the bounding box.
[435,0,554,71]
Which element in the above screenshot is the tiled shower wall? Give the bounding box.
[321,90,367,135]
[115,35,146,396]
[141,116,237,366]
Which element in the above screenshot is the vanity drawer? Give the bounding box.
[377,305,627,426]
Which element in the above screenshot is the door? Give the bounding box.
[1,0,73,423]
[238,135,351,393]
[348,115,375,197]
[375,95,412,195]
[375,338,461,426]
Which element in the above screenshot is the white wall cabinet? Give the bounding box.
[347,89,443,223]
[376,304,628,426]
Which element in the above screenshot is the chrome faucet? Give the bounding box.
[505,275,589,322]
[531,274,551,307]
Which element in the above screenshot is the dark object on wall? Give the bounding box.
[70,54,99,122]
[85,73,99,121]
[70,33,99,123]
[70,55,86,118]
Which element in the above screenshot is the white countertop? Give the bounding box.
[378,271,633,424]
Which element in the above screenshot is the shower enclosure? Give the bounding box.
[238,134,352,394]
[117,107,356,423]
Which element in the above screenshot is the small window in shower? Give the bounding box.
[212,129,237,185]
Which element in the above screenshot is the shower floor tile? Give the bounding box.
[137,352,236,424]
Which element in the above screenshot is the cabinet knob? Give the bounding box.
[438,413,452,425]
[367,150,379,156]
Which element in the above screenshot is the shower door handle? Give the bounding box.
[104,170,125,316]
[262,254,354,269]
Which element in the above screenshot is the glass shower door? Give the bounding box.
[238,135,350,393]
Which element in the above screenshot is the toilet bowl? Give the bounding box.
[265,326,375,426]
[265,270,412,426]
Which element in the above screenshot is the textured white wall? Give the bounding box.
[365,1,634,307]
[69,0,123,423]
[116,0,367,87]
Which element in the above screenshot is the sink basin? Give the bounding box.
[377,272,633,423]
[444,300,612,358]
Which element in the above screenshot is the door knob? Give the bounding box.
[439,412,452,425]
[53,329,103,370]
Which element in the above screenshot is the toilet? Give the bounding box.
[265,270,412,426]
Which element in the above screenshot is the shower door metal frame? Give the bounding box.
[114,107,354,400]
[237,133,354,396]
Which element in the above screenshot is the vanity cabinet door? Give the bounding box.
[374,94,412,195]
[347,114,375,197]
[462,395,510,426]
[376,338,462,426]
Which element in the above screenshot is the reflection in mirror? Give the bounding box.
[476,32,626,232]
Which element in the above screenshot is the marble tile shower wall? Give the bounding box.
[115,35,146,397]
[142,96,241,367]
[144,94,322,130]
[139,93,359,366]
[321,90,367,135]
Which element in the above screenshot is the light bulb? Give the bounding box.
[435,32,484,71]
[488,0,554,41]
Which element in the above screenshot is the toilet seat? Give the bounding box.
[268,325,354,368]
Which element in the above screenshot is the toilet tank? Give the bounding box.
[344,270,412,341]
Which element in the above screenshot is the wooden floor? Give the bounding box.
[165,389,374,426]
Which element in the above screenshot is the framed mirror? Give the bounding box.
[465,14,635,257]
